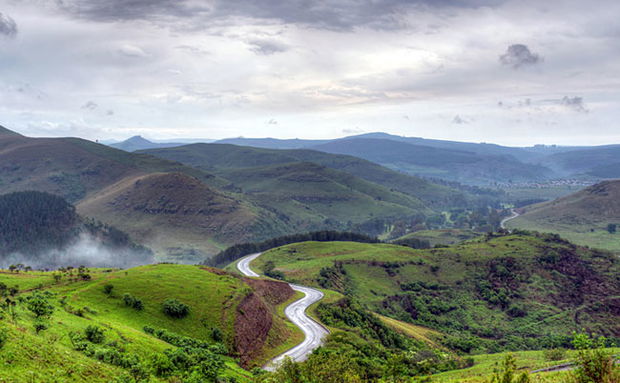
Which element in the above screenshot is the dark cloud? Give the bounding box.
[499,44,541,69]
[0,12,17,38]
[247,38,289,55]
[561,96,588,113]
[55,0,505,31]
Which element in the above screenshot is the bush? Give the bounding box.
[33,320,49,334]
[543,348,567,361]
[85,325,106,344]
[122,293,144,311]
[162,299,190,319]
[0,327,7,349]
[569,333,619,383]
[25,292,54,319]
[103,284,114,295]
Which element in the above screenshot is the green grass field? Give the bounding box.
[0,264,301,382]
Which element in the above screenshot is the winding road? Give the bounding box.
[500,209,520,229]
[236,253,329,371]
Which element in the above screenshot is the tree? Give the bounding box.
[103,284,114,295]
[606,223,617,234]
[25,292,54,319]
[569,333,619,383]
[488,354,530,383]
[84,325,105,344]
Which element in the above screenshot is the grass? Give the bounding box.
[429,348,620,383]
[0,264,303,382]
[392,228,481,247]
[374,313,443,349]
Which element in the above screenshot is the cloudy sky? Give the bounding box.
[0,0,618,146]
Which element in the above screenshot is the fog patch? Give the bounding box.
[0,232,154,270]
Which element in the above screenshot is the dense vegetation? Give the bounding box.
[206,230,379,267]
[0,191,153,268]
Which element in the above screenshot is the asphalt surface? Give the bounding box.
[500,209,520,229]
[236,253,329,371]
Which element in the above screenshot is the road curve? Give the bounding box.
[236,253,329,371]
[500,209,520,229]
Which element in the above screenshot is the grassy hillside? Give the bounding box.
[392,228,481,247]
[507,180,620,252]
[141,143,489,210]
[0,263,298,381]
[539,145,620,177]
[249,234,620,353]
[77,172,288,261]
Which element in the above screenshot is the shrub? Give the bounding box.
[122,293,144,311]
[211,327,223,342]
[162,299,190,319]
[34,320,49,334]
[103,284,114,295]
[0,327,7,349]
[569,333,619,383]
[488,354,530,383]
[85,325,106,344]
[543,348,567,361]
[25,292,54,319]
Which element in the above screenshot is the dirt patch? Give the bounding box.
[234,279,294,367]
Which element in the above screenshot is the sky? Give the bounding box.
[0,0,618,146]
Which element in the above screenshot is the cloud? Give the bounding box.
[267,118,277,125]
[118,44,148,58]
[499,44,541,69]
[0,12,17,38]
[81,101,98,110]
[55,0,505,31]
[561,96,588,113]
[342,127,364,135]
[452,115,469,124]
[246,38,289,55]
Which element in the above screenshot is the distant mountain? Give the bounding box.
[109,135,186,152]
[309,138,553,185]
[507,180,620,252]
[538,145,620,178]
[214,137,330,149]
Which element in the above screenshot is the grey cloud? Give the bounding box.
[247,38,289,55]
[561,96,588,113]
[452,115,469,124]
[81,100,97,110]
[267,118,277,125]
[118,44,148,58]
[499,44,541,69]
[342,127,364,135]
[0,12,17,38]
[55,0,506,31]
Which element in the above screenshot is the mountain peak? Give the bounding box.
[0,125,23,137]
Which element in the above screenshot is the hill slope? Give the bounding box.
[0,263,297,381]
[77,172,288,261]
[249,234,620,353]
[0,191,153,268]
[109,135,186,152]
[507,180,620,251]
[141,143,489,209]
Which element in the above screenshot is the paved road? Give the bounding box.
[236,253,329,371]
[500,209,520,229]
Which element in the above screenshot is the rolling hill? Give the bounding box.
[0,263,300,381]
[506,180,620,252]
[538,145,620,178]
[309,138,553,185]
[140,143,495,210]
[109,135,187,152]
[76,172,288,261]
[248,233,620,352]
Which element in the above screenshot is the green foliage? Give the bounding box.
[606,223,616,234]
[162,298,190,319]
[569,333,619,383]
[85,325,106,344]
[488,354,531,383]
[122,293,144,310]
[0,327,7,349]
[25,291,54,319]
[543,347,567,361]
[33,319,49,334]
[103,283,114,295]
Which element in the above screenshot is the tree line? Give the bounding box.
[205,230,379,267]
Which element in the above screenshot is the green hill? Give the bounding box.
[506,180,620,252]
[141,143,487,209]
[0,263,298,381]
[247,234,620,353]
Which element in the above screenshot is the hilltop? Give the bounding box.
[507,180,620,251]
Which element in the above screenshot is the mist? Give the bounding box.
[0,232,154,270]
